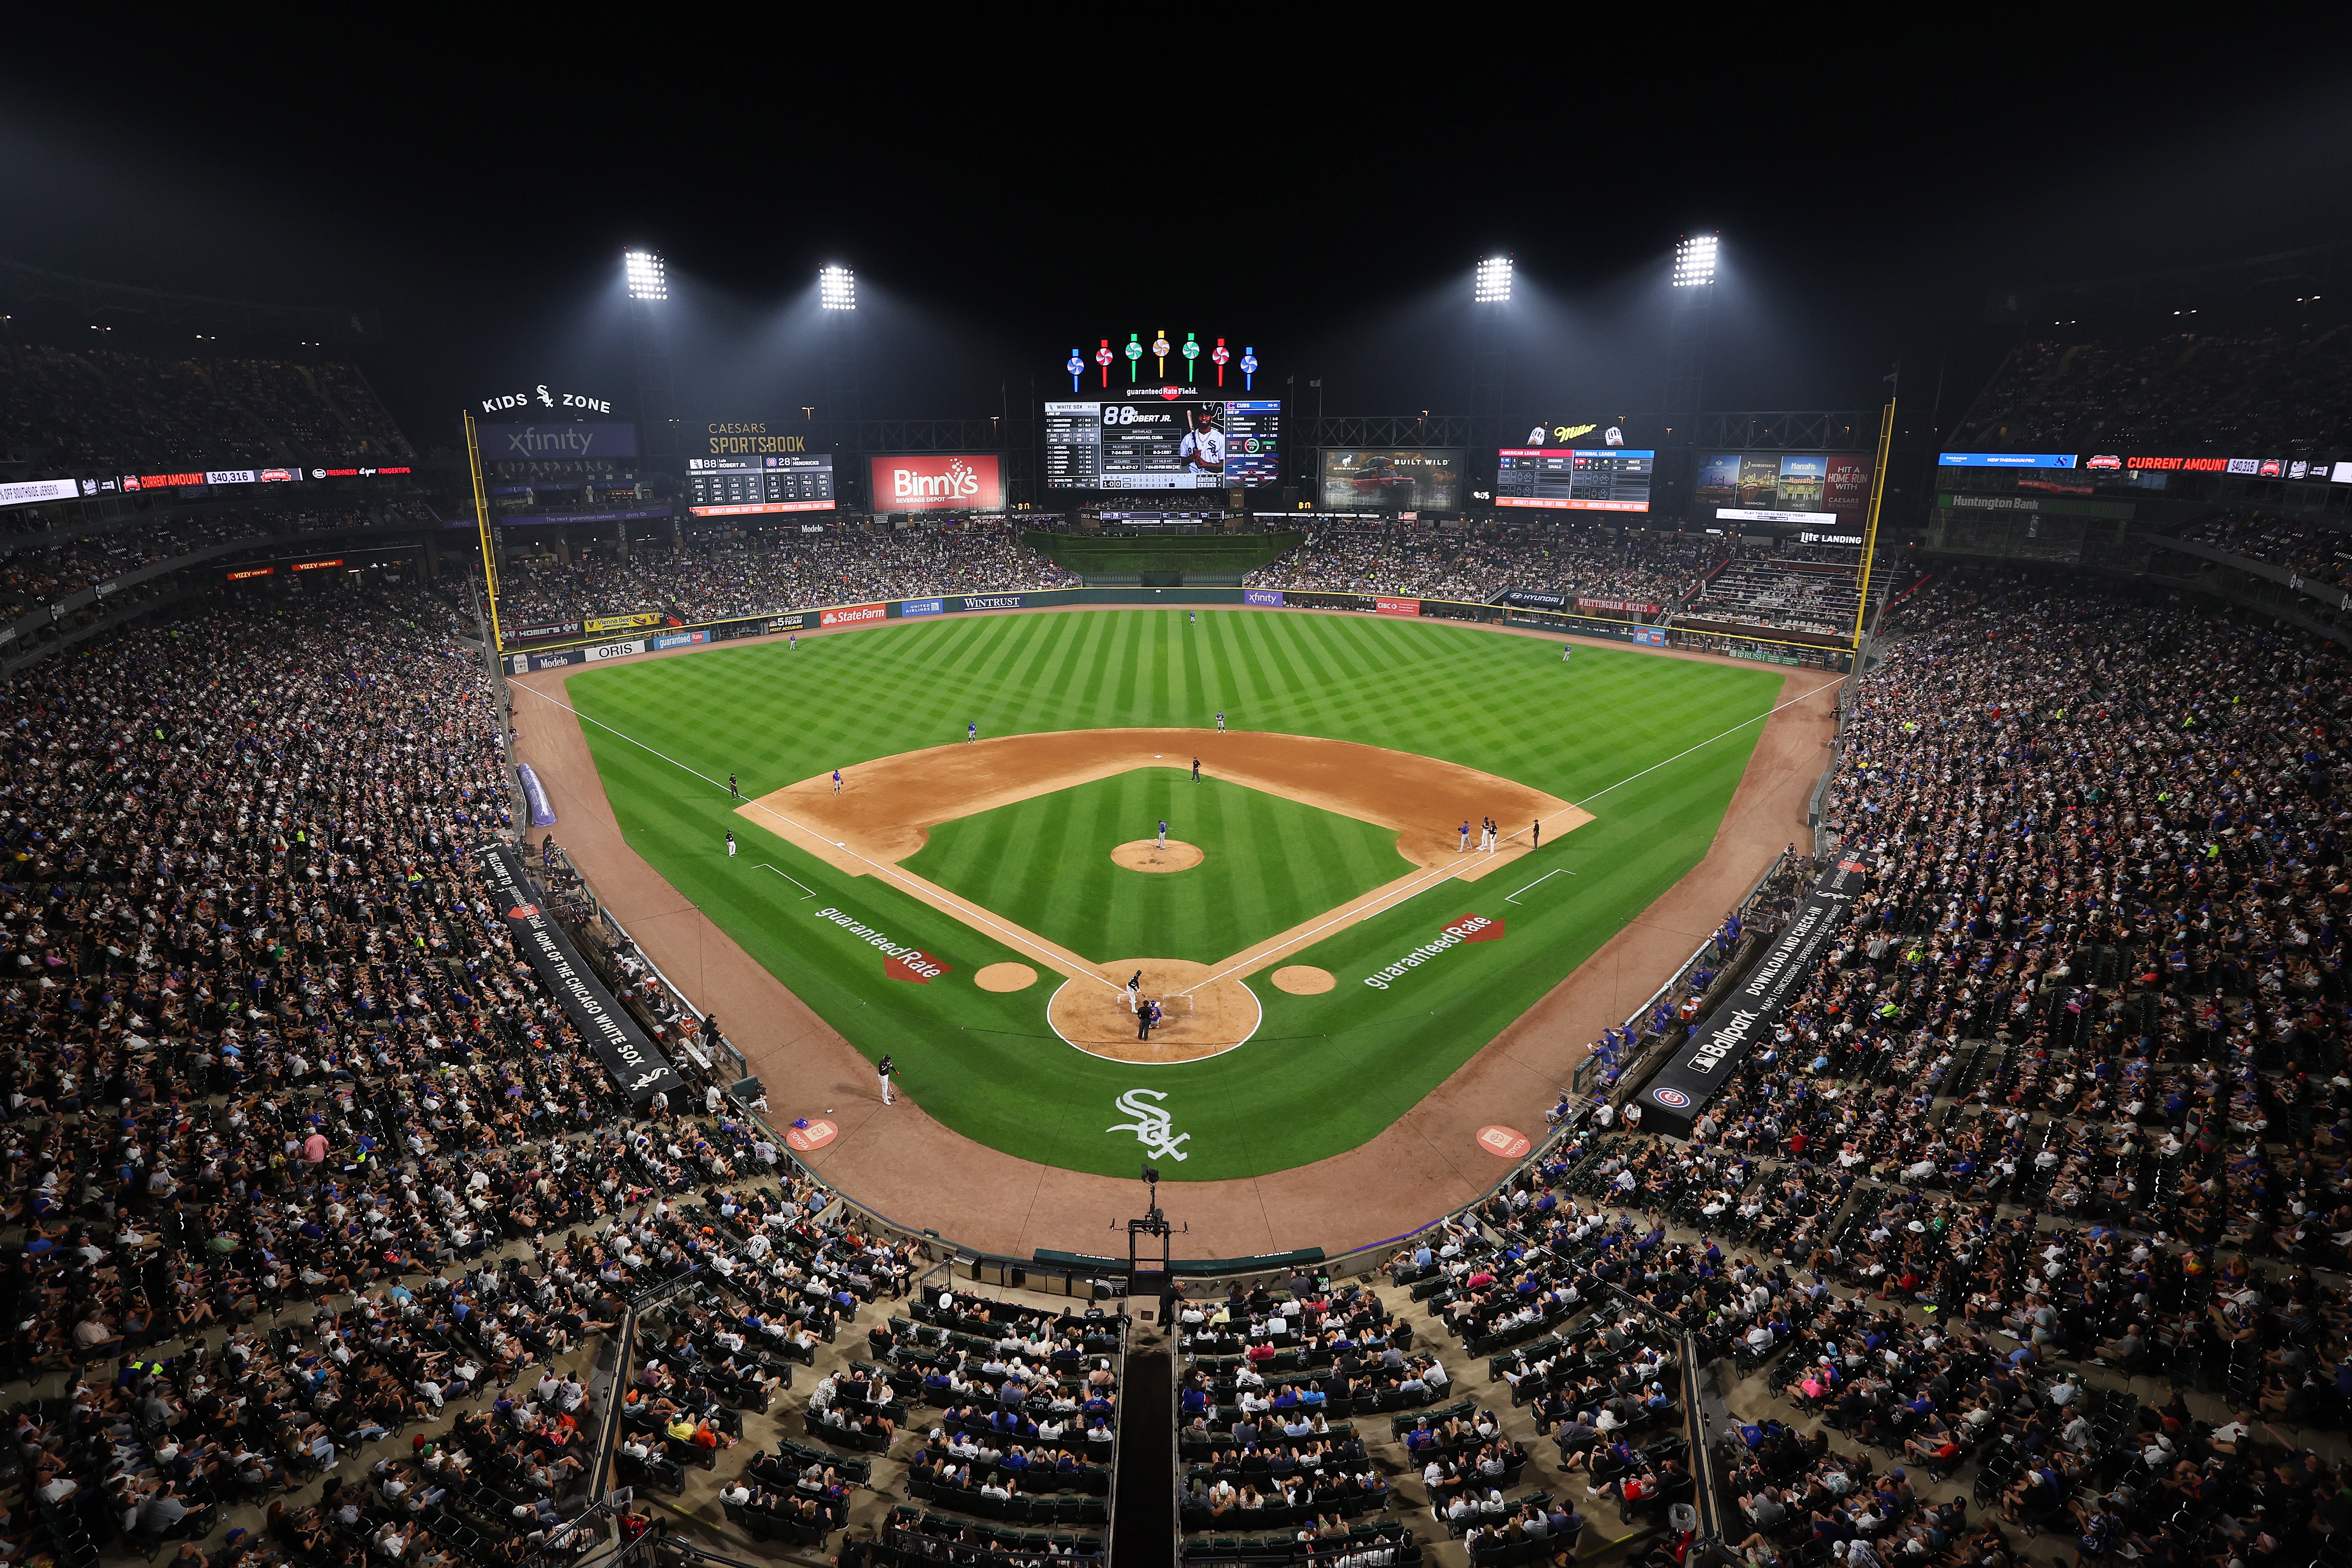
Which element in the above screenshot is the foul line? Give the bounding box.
[1505,868,1573,905]
[509,681,1123,992]
[1168,675,1844,997]
[754,863,818,899]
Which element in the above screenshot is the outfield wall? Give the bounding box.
[499,585,1853,672]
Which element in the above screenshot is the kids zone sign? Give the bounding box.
[869,454,1004,512]
[1362,913,1503,989]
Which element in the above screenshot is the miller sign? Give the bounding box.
[869,454,1003,513]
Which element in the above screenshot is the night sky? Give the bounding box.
[6,34,2348,456]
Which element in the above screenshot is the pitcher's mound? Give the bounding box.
[974,963,1039,992]
[1111,839,1202,873]
[1049,959,1260,1063]
[1272,965,1336,994]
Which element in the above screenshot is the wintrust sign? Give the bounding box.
[870,454,1003,512]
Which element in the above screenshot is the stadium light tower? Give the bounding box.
[1469,256,1513,509]
[1671,232,1718,289]
[1664,231,1718,417]
[624,249,668,302]
[819,264,863,507]
[819,264,856,311]
[1474,255,1513,305]
[622,249,680,485]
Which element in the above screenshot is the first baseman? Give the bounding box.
[1459,820,1471,853]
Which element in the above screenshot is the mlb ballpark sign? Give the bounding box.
[869,453,1004,512]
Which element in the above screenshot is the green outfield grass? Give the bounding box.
[903,772,1415,964]
[564,609,1788,1187]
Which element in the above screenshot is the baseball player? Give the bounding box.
[877,1055,894,1106]
[1532,818,1542,849]
[833,769,843,794]
[967,721,977,744]
[726,829,736,858]
[789,632,797,650]
[1157,819,1169,850]
[1188,611,1197,625]
[1215,711,1225,733]
[1459,820,1471,853]
[1126,970,1143,1013]
[1191,758,1201,782]
[1562,642,1571,663]
[728,772,739,798]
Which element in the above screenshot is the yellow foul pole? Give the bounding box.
[464,411,504,653]
[1850,398,1897,652]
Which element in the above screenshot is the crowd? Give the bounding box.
[1244,525,1720,608]
[2172,510,2352,594]
[0,342,413,471]
[0,506,412,624]
[490,525,1073,629]
[1949,326,2352,454]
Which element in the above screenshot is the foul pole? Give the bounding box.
[464,411,504,653]
[1849,398,1896,653]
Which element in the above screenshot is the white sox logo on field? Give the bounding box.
[811,906,952,983]
[1362,913,1503,990]
[1107,1088,1189,1161]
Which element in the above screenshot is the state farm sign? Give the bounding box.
[869,453,1003,512]
[820,602,886,627]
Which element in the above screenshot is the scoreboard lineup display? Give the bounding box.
[685,454,837,516]
[1495,448,1655,512]
[1045,398,1282,489]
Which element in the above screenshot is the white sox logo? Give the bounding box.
[1108,1089,1189,1162]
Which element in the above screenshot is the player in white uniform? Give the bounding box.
[1177,409,1226,478]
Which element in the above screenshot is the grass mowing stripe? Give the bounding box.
[566,610,1786,1179]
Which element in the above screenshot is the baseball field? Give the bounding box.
[557,609,1783,1181]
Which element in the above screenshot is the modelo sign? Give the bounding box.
[869,454,1003,512]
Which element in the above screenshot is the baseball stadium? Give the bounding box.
[4,60,2351,1568]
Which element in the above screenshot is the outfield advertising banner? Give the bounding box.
[897,598,945,618]
[1633,627,1667,647]
[585,613,660,634]
[509,620,583,642]
[650,631,708,650]
[1640,856,1869,1137]
[477,843,686,1105]
[1502,589,1567,608]
[869,454,1004,512]
[477,422,639,461]
[0,478,84,508]
[957,594,1026,612]
[1374,597,1421,617]
[1574,596,1660,615]
[768,613,808,632]
[583,639,647,661]
[821,603,886,627]
[1243,589,1286,607]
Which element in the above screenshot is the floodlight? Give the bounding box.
[819,264,856,311]
[1475,255,1513,305]
[623,249,667,302]
[1673,233,1719,288]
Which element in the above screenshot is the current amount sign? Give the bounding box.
[1496,448,1655,512]
[1045,399,1282,489]
[686,454,837,516]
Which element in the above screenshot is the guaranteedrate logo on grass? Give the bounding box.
[812,906,953,983]
[1361,913,1503,990]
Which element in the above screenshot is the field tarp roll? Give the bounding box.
[1638,856,1869,1137]
[477,841,688,1106]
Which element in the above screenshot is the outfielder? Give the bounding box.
[728,772,739,798]
[1562,642,1571,663]
[725,829,736,858]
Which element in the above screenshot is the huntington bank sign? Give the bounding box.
[1362,913,1503,989]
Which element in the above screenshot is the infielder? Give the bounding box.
[967,721,978,744]
[833,769,843,794]
[1157,818,1168,850]
[726,829,736,858]
[1459,820,1472,853]
[1215,711,1225,733]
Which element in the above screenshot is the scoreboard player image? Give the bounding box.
[1178,405,1226,476]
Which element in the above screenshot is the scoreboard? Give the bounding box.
[1045,398,1282,489]
[686,454,836,516]
[1495,448,1655,512]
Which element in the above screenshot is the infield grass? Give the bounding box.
[905,772,1415,964]
[565,608,1789,1188]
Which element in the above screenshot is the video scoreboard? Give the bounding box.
[685,454,837,516]
[1495,448,1655,512]
[1045,398,1282,489]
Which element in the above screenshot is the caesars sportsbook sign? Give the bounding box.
[477,842,688,1106]
[869,454,1003,512]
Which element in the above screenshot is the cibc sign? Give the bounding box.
[868,454,1003,512]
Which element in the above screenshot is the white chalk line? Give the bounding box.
[1169,675,1844,996]
[754,863,818,899]
[1505,868,1573,905]
[511,682,1122,992]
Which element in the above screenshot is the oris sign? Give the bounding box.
[869,454,1003,512]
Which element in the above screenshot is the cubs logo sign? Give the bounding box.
[1652,1086,1690,1109]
